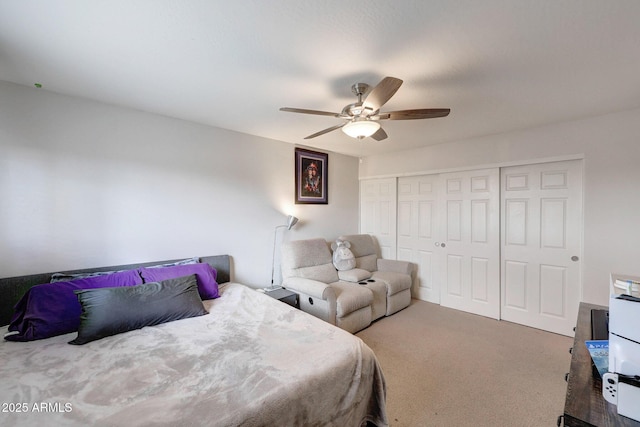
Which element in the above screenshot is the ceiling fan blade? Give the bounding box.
[370,127,388,141]
[362,77,403,112]
[377,108,451,120]
[280,107,341,117]
[304,123,346,139]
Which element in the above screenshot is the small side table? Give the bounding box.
[264,288,299,309]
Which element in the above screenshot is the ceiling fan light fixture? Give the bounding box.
[280,76,449,142]
[342,119,380,139]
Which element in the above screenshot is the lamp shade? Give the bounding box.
[341,119,380,139]
[286,215,299,230]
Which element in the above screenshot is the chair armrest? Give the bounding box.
[377,258,413,276]
[282,277,335,300]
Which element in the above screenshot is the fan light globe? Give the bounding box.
[342,119,380,139]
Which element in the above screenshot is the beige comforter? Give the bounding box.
[0,282,387,427]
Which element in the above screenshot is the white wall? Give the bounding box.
[360,108,640,306]
[0,81,360,287]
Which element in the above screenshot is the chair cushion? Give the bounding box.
[371,271,412,295]
[338,235,380,272]
[281,239,338,283]
[290,264,339,284]
[338,268,372,282]
[356,254,378,272]
[330,281,373,317]
[282,238,333,267]
[339,234,378,257]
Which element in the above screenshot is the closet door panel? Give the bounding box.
[360,178,397,259]
[397,175,440,303]
[439,168,500,319]
[501,160,582,336]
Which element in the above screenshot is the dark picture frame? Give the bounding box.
[295,147,328,204]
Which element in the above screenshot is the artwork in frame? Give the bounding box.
[295,147,328,204]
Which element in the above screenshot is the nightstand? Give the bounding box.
[264,288,299,309]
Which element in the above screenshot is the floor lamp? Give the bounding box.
[270,215,299,289]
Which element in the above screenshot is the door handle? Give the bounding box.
[571,256,579,262]
[435,242,440,247]
[440,242,446,248]
[435,242,446,248]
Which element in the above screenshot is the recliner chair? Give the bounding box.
[280,238,373,333]
[338,234,413,315]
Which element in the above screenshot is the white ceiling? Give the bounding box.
[2,1,640,158]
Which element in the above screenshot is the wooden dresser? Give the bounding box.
[561,302,640,426]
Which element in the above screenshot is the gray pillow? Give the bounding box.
[51,257,199,282]
[69,274,208,345]
[146,257,200,268]
[50,269,128,283]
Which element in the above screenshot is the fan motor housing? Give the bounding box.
[351,83,370,97]
[342,102,376,118]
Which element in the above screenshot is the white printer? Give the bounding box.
[602,274,640,421]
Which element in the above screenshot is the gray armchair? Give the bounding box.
[338,234,413,315]
[280,238,373,333]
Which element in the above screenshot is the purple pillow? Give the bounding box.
[5,269,143,342]
[139,263,219,300]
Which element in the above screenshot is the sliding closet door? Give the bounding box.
[397,175,440,303]
[438,168,501,319]
[501,160,582,336]
[360,178,397,259]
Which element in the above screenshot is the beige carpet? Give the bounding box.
[356,299,573,427]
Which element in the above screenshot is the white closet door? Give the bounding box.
[501,160,582,336]
[360,178,397,259]
[397,175,440,303]
[439,168,501,319]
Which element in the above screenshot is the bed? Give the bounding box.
[0,255,388,427]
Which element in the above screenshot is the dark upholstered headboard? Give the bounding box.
[0,255,231,327]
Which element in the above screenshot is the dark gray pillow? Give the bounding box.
[69,274,208,345]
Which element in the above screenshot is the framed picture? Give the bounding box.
[295,147,328,204]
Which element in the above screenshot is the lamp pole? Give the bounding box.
[270,215,298,289]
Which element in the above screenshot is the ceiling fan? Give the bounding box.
[280,76,450,141]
